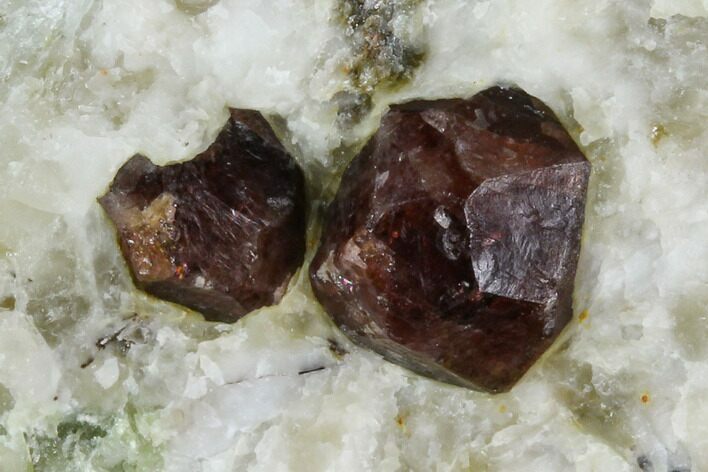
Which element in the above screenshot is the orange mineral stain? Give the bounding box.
[395,413,408,431]
[175,263,188,279]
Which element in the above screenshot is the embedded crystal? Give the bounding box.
[309,87,590,392]
[100,109,306,323]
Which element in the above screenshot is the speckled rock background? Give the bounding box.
[0,0,706,470]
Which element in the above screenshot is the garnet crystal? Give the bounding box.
[100,109,306,323]
[309,87,590,392]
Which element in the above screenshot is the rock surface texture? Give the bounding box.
[100,109,306,323]
[310,87,590,392]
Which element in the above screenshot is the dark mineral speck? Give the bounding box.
[100,109,306,323]
[334,0,425,124]
[309,86,590,393]
[637,455,654,472]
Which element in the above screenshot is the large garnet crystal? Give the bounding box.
[310,87,590,392]
[100,109,306,323]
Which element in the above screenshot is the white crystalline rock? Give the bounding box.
[94,358,120,390]
[167,376,304,461]
[0,0,707,470]
[651,0,708,18]
[0,311,61,415]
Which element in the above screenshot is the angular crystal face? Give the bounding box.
[309,87,590,392]
[100,109,306,323]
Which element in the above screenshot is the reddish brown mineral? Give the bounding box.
[100,109,306,323]
[309,87,590,392]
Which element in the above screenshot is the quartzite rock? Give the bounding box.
[309,86,590,392]
[100,109,306,323]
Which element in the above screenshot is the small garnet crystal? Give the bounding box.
[309,87,590,392]
[100,109,306,323]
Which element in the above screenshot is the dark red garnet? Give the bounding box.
[309,87,590,392]
[100,109,306,323]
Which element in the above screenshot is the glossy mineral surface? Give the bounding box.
[99,109,306,323]
[310,87,590,392]
[1,0,707,471]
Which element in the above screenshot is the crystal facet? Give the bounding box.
[309,87,590,392]
[100,109,306,323]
